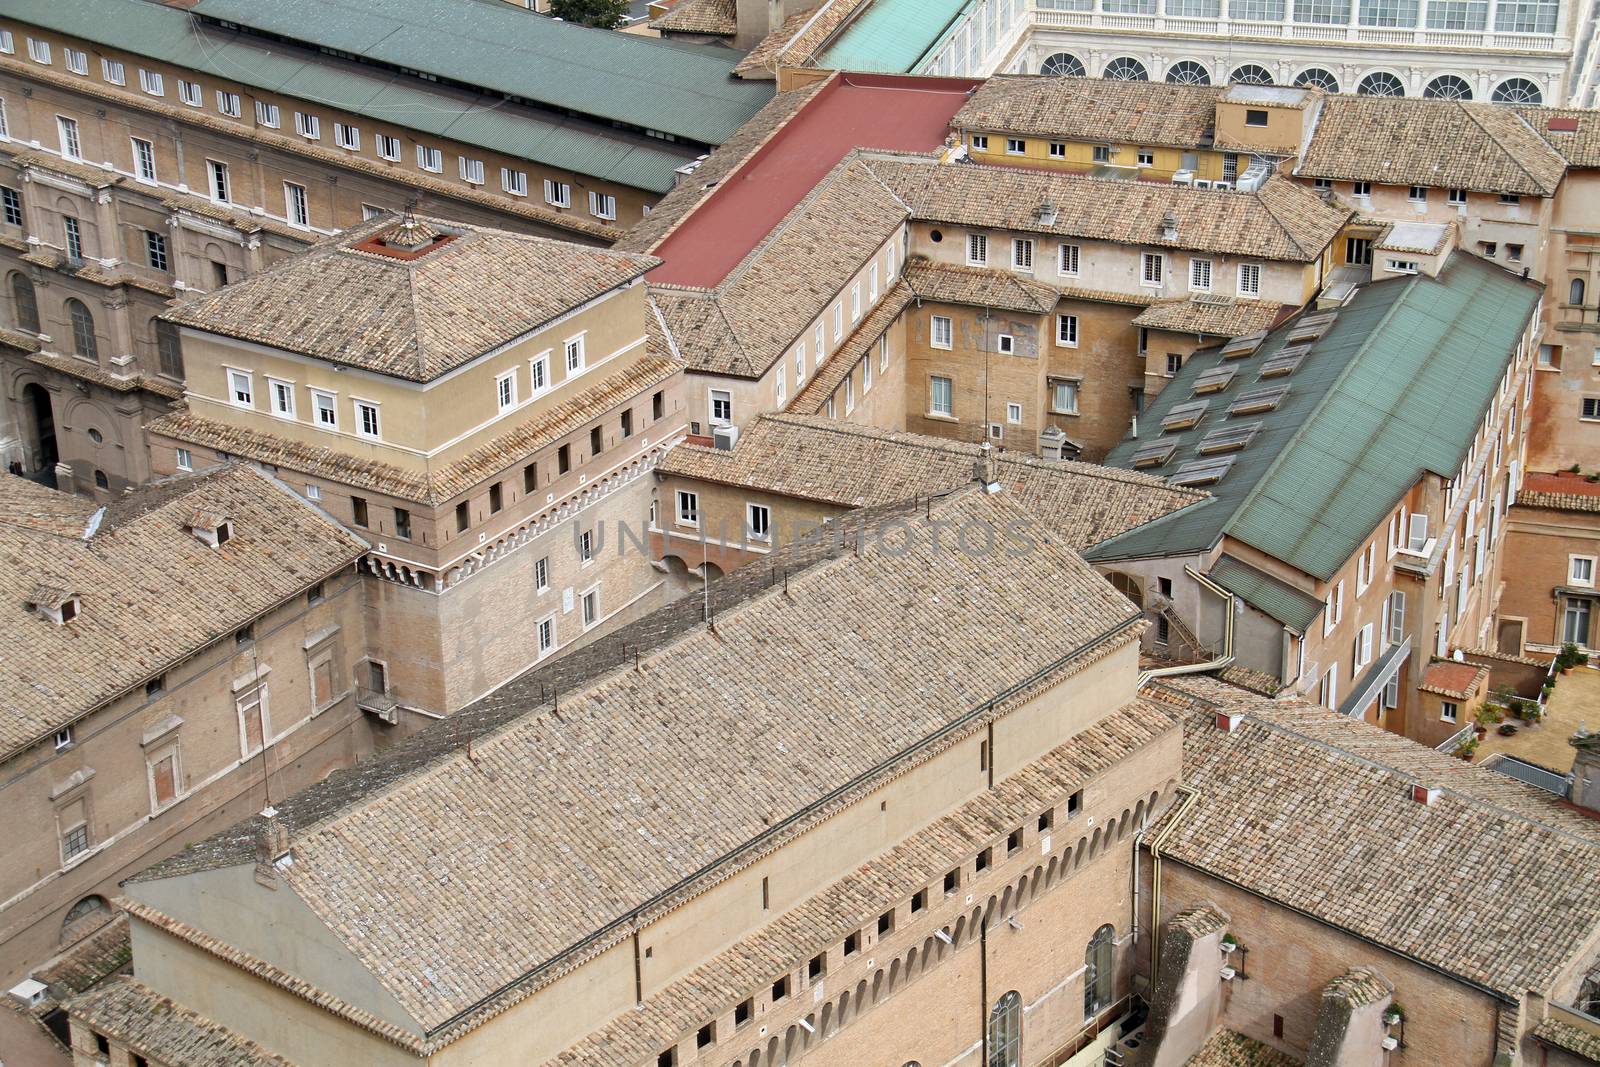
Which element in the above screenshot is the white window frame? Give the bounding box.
[1354,623,1374,671]
[147,743,183,812]
[294,111,321,139]
[176,447,193,471]
[1441,700,1459,723]
[1141,252,1165,288]
[1012,237,1034,272]
[217,90,241,118]
[929,375,954,417]
[997,333,1015,355]
[256,101,280,128]
[267,377,296,419]
[1356,541,1376,595]
[967,233,988,266]
[1006,401,1023,425]
[27,38,51,65]
[417,145,443,172]
[795,342,806,385]
[334,122,360,150]
[178,79,202,107]
[227,369,253,408]
[709,388,732,426]
[501,168,528,197]
[544,179,572,208]
[1051,378,1079,415]
[312,389,338,428]
[1190,258,1213,292]
[377,133,401,161]
[1237,262,1262,297]
[64,48,88,76]
[459,156,485,185]
[131,137,157,183]
[1006,137,1026,155]
[581,586,601,630]
[1057,313,1078,348]
[537,615,558,657]
[529,352,551,395]
[776,365,787,406]
[1059,243,1080,276]
[564,334,586,375]
[931,314,953,350]
[57,116,81,161]
[676,489,700,528]
[833,304,843,341]
[102,57,125,84]
[747,502,772,542]
[1571,555,1597,587]
[207,159,230,203]
[496,369,518,413]
[534,556,551,593]
[139,68,163,96]
[851,282,862,322]
[284,181,310,229]
[589,191,617,220]
[354,399,381,440]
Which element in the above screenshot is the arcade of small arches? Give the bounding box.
[1035,51,1545,102]
[707,787,1171,1067]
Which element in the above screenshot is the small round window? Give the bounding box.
[930,229,944,243]
[87,427,103,445]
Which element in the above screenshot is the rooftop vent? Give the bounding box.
[1160,210,1179,241]
[1260,342,1312,378]
[712,424,740,451]
[1171,456,1236,486]
[1287,312,1337,344]
[1220,331,1266,360]
[1228,384,1289,416]
[1215,711,1244,732]
[1193,366,1237,395]
[1411,783,1442,806]
[187,509,234,548]
[352,217,458,261]
[1038,199,1059,227]
[7,979,48,1008]
[1198,421,1262,454]
[27,584,79,625]
[1132,440,1178,468]
[1162,400,1209,433]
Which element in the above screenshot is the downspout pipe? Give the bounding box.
[1148,784,1201,985]
[1137,566,1238,686]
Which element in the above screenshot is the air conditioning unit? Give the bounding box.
[1212,180,1233,192]
[1235,170,1269,193]
[712,424,740,451]
[1193,179,1212,190]
[1172,169,1195,185]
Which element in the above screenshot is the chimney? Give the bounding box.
[1161,210,1179,241]
[253,807,291,888]
[27,584,79,625]
[1215,711,1243,733]
[186,508,233,548]
[1570,727,1600,814]
[1037,199,1059,227]
[1410,783,1442,806]
[384,216,433,253]
[974,440,1000,492]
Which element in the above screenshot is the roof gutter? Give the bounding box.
[1137,565,1236,687]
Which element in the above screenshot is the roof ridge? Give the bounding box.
[1456,99,1550,193]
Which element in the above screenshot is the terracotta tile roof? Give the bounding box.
[869,155,1349,262]
[68,976,293,1067]
[615,82,826,255]
[0,467,367,760]
[32,914,131,1006]
[656,412,1207,547]
[147,354,679,506]
[954,75,1222,149]
[650,0,736,34]
[648,154,907,377]
[1518,107,1600,168]
[733,2,860,78]
[790,282,913,412]
[27,351,184,400]
[1297,96,1566,196]
[1519,471,1600,513]
[1186,1028,1302,1066]
[549,698,1178,1066]
[903,257,1059,314]
[1418,660,1489,699]
[162,214,658,381]
[130,489,1144,1035]
[0,327,41,353]
[1146,675,1600,999]
[1534,1017,1600,1061]
[1132,295,1290,336]
[1322,966,1391,1007]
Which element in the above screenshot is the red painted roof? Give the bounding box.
[649,73,980,288]
[1420,660,1487,697]
[1525,471,1600,497]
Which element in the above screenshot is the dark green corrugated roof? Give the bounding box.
[1207,555,1325,634]
[1089,254,1540,581]
[187,0,771,145]
[3,0,768,193]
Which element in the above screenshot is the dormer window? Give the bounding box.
[187,509,234,548]
[28,584,80,625]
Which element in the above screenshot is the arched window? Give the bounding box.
[11,273,38,333]
[1165,60,1211,85]
[1572,278,1587,306]
[93,469,109,490]
[1084,924,1115,1017]
[1041,52,1086,77]
[1294,67,1340,92]
[1104,57,1150,81]
[66,299,98,359]
[1424,74,1473,99]
[1109,572,1144,609]
[987,991,1022,1067]
[154,319,185,379]
[1357,71,1406,96]
[1492,77,1542,104]
[1230,64,1274,84]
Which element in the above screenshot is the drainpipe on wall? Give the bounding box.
[1147,784,1201,984]
[1138,566,1237,686]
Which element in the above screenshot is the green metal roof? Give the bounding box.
[1089,255,1540,582]
[188,0,771,145]
[1207,555,1326,634]
[2,0,768,193]
[819,0,973,73]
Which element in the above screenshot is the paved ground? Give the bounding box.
[1473,663,1600,772]
[0,1004,70,1067]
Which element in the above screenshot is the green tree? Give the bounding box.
[549,0,631,29]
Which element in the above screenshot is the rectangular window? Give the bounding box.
[589,192,617,220]
[267,378,295,417]
[621,409,633,438]
[1354,623,1374,670]
[489,484,504,516]
[1238,262,1262,296]
[1572,556,1596,586]
[333,122,360,150]
[534,555,550,592]
[1408,185,1427,203]
[538,616,556,655]
[355,400,381,439]
[139,69,163,96]
[1584,398,1600,421]
[1052,379,1079,414]
[256,101,280,128]
[565,335,585,374]
[997,333,1015,355]
[558,445,571,474]
[102,58,125,84]
[582,588,600,628]
[64,217,83,261]
[1012,238,1034,271]
[217,90,241,117]
[676,490,699,527]
[1387,259,1419,274]
[776,365,787,405]
[814,323,825,363]
[1441,700,1459,723]
[1353,181,1372,197]
[459,156,485,184]
[27,38,51,65]
[393,507,411,540]
[1059,243,1080,276]
[65,48,88,76]
[529,353,550,393]
[125,136,157,182]
[1006,137,1026,155]
[1246,108,1269,126]
[869,261,879,301]
[295,112,321,139]
[456,501,470,533]
[747,503,772,541]
[967,233,988,266]
[497,370,517,412]
[1006,401,1023,424]
[176,447,193,471]
[1050,141,1065,158]
[285,182,309,228]
[1137,148,1155,166]
[377,133,401,161]
[58,116,81,160]
[545,180,572,208]
[795,343,806,385]
[62,823,89,862]
[178,79,202,106]
[851,282,862,322]
[312,390,337,428]
[310,655,336,713]
[228,369,253,407]
[833,304,843,341]
[501,168,528,196]
[931,314,953,350]
[590,425,603,456]
[417,145,442,172]
[362,204,383,221]
[1142,253,1164,286]
[1190,258,1212,291]
[1093,145,1110,163]
[1448,188,1467,205]
[970,134,988,150]
[1056,314,1078,347]
[237,683,269,757]
[208,160,230,202]
[930,375,953,417]
[145,230,168,272]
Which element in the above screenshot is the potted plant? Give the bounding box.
[1220,933,1238,954]
[1454,738,1478,760]
[1384,1004,1405,1027]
